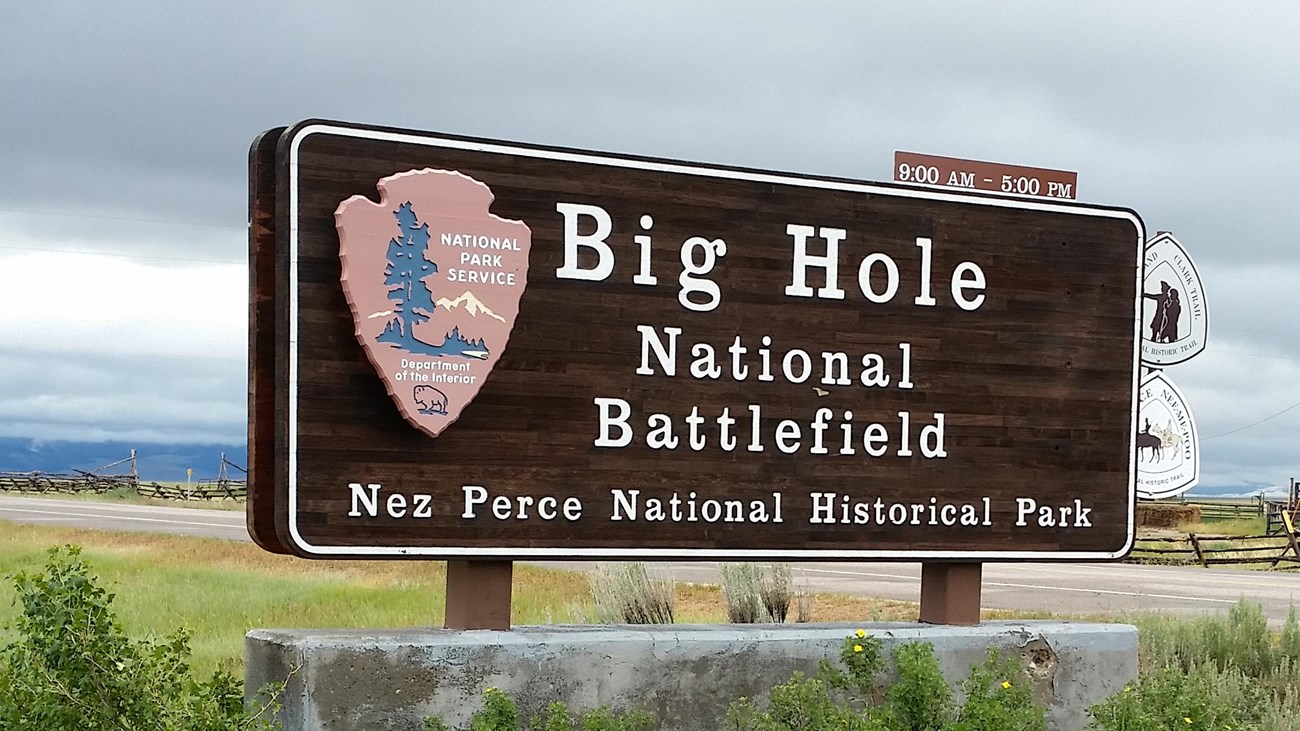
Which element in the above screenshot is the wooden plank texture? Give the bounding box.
[246,126,290,554]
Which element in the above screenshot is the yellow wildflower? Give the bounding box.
[1184,718,1192,724]
[855,629,867,639]
[853,644,864,653]
[1001,681,1012,689]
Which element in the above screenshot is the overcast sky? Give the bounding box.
[1,2,1296,492]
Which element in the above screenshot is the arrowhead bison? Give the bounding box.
[413,385,449,416]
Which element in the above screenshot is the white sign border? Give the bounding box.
[284,121,1145,560]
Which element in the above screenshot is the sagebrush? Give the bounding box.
[589,562,674,624]
[1089,599,1300,731]
[720,562,796,623]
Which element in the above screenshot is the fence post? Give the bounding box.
[1282,511,1300,569]
[1188,533,1207,567]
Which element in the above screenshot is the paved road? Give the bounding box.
[3,494,1298,624]
[0,495,249,542]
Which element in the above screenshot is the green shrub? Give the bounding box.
[0,545,280,731]
[728,632,1046,731]
[1280,606,1300,665]
[819,628,885,701]
[424,688,653,731]
[726,673,881,731]
[1087,663,1268,731]
[950,649,1045,731]
[1094,598,1300,731]
[568,705,655,731]
[885,642,953,731]
[1138,599,1283,679]
[430,631,1051,731]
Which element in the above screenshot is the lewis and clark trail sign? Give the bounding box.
[249,120,1146,562]
[1134,232,1208,500]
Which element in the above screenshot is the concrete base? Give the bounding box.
[246,622,1136,731]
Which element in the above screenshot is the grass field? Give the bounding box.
[10,519,1297,726]
[0,521,934,673]
[1175,515,1267,536]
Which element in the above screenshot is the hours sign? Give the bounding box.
[249,120,1145,560]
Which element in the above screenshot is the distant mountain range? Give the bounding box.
[435,290,505,322]
[1189,485,1291,500]
[0,435,1284,498]
[0,438,246,481]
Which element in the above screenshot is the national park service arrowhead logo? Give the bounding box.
[335,169,530,438]
[1135,370,1200,499]
[1141,233,1207,367]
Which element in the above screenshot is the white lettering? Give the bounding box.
[633,215,657,286]
[594,397,633,448]
[348,483,379,517]
[951,261,986,311]
[462,485,488,518]
[914,237,937,306]
[555,202,614,281]
[636,325,681,376]
[857,252,899,303]
[1016,498,1036,527]
[679,236,727,312]
[784,224,846,299]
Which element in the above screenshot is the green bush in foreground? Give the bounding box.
[431,631,1047,731]
[0,545,280,731]
[1088,599,1300,731]
[422,689,654,731]
[727,631,1045,731]
[1087,663,1268,731]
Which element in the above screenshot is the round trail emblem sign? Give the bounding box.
[336,169,531,438]
[1135,370,1200,499]
[1140,233,1207,367]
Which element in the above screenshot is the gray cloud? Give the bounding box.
[1,1,1297,488]
[0,346,244,444]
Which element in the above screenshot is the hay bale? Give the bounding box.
[1137,502,1200,528]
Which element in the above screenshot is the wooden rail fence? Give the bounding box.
[0,472,130,494]
[1180,498,1266,520]
[1128,523,1300,569]
[0,451,246,501]
[135,480,247,500]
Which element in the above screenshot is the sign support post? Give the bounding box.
[444,560,513,630]
[918,562,982,626]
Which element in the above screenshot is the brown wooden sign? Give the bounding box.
[894,151,1078,200]
[250,120,1144,560]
